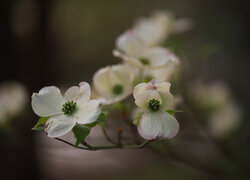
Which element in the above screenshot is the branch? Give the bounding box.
[54,137,150,151]
[55,138,88,150]
[101,127,118,145]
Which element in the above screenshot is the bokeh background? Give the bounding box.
[1,0,250,179]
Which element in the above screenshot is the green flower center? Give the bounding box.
[148,98,161,112]
[112,84,123,95]
[139,58,150,65]
[144,76,153,83]
[62,101,77,115]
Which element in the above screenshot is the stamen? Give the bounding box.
[62,101,77,115]
[112,84,123,95]
[148,98,161,112]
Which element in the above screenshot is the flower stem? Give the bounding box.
[101,127,118,145]
[54,138,88,150]
[54,137,150,151]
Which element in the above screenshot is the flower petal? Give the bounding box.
[133,82,148,100]
[31,86,65,117]
[116,30,145,58]
[138,111,179,140]
[159,92,174,110]
[155,81,174,110]
[64,86,80,102]
[75,99,105,124]
[143,63,177,82]
[113,50,144,68]
[142,47,179,68]
[45,114,76,138]
[77,82,91,106]
[134,11,173,46]
[93,67,113,97]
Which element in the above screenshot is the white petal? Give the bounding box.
[155,81,171,92]
[135,11,173,46]
[143,63,177,82]
[133,82,148,100]
[93,66,113,97]
[142,47,179,68]
[159,92,174,110]
[138,111,179,140]
[77,82,91,106]
[113,50,144,68]
[64,86,80,101]
[31,86,65,117]
[116,30,145,58]
[45,114,76,138]
[75,99,105,124]
[155,81,173,109]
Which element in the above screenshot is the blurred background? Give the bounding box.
[1,0,250,179]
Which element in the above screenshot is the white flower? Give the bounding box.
[93,64,133,104]
[0,81,28,123]
[193,82,242,138]
[142,59,179,82]
[133,80,179,140]
[31,82,105,138]
[113,31,179,70]
[134,11,173,47]
[134,10,193,47]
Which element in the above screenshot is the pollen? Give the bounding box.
[148,98,161,112]
[62,101,77,115]
[112,84,124,95]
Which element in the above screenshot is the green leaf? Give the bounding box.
[32,117,49,131]
[72,124,91,147]
[85,112,107,128]
[96,112,107,127]
[133,112,144,125]
[166,110,183,115]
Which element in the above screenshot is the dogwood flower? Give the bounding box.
[31,82,105,138]
[0,81,28,123]
[93,64,133,104]
[133,80,179,140]
[134,10,193,47]
[113,31,179,69]
[142,59,179,82]
[193,82,241,138]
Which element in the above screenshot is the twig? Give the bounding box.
[54,137,150,151]
[117,127,123,147]
[54,138,88,150]
[101,127,117,145]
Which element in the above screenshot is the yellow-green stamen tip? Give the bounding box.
[148,98,161,111]
[62,101,77,115]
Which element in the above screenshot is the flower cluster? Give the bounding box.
[31,10,188,148]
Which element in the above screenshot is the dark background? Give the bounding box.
[1,0,250,179]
